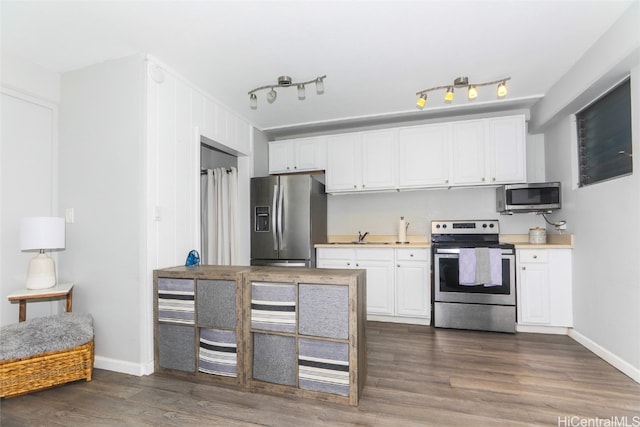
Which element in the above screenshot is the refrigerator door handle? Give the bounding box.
[272,184,278,251]
[278,183,285,249]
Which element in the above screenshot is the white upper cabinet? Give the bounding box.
[361,129,397,191]
[268,136,326,174]
[450,120,487,185]
[324,114,526,193]
[450,115,526,186]
[487,115,526,184]
[202,99,250,156]
[326,133,361,192]
[398,124,451,188]
[326,130,397,193]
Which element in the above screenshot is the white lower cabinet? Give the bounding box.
[395,248,431,319]
[517,249,572,328]
[317,247,430,324]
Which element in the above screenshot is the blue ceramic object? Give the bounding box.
[185,250,200,267]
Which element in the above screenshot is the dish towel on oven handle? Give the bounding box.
[458,248,502,287]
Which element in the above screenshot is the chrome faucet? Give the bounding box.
[358,231,369,243]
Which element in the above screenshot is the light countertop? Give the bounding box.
[315,234,574,249]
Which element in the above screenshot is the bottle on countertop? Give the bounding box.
[397,216,409,243]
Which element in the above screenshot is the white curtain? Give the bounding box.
[201,167,237,265]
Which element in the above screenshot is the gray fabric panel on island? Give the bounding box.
[197,280,236,328]
[253,333,296,386]
[158,323,195,372]
[299,284,349,339]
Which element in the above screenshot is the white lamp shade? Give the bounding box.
[20,217,65,251]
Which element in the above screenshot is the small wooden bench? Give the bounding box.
[0,312,94,398]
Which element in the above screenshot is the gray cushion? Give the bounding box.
[0,312,94,361]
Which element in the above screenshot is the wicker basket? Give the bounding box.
[0,339,94,398]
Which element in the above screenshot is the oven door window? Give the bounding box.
[437,254,511,295]
[433,250,516,306]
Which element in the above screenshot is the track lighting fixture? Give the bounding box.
[415,76,511,109]
[248,74,326,109]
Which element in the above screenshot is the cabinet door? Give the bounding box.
[268,141,293,173]
[518,262,551,324]
[396,261,430,317]
[356,258,394,316]
[398,124,450,188]
[294,137,324,171]
[450,120,486,185]
[326,134,360,193]
[487,115,526,184]
[361,129,397,191]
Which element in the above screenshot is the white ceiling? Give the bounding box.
[1,1,634,137]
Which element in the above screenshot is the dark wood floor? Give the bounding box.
[2,322,639,426]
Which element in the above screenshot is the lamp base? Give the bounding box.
[26,252,57,290]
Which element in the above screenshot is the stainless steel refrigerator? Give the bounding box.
[250,175,327,267]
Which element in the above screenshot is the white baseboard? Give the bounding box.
[569,329,640,384]
[94,356,154,376]
[367,314,431,326]
[516,324,570,335]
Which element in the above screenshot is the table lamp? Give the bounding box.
[20,217,65,289]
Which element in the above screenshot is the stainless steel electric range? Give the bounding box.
[431,219,516,333]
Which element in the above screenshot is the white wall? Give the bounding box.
[58,55,146,372]
[533,2,640,381]
[1,52,61,104]
[328,186,546,238]
[0,55,61,326]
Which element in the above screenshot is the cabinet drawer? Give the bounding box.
[395,248,429,261]
[316,248,354,260]
[519,250,548,263]
[355,247,394,260]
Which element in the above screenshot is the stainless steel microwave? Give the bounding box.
[496,182,561,214]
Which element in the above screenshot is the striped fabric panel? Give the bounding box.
[199,328,237,377]
[158,278,195,324]
[298,339,350,397]
[251,282,296,333]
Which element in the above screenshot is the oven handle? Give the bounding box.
[434,248,514,255]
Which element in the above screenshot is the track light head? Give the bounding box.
[249,93,257,109]
[416,93,427,109]
[444,87,454,102]
[497,81,508,98]
[266,88,277,104]
[467,85,478,100]
[315,77,325,95]
[297,84,306,100]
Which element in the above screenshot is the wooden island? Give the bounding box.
[153,265,367,406]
